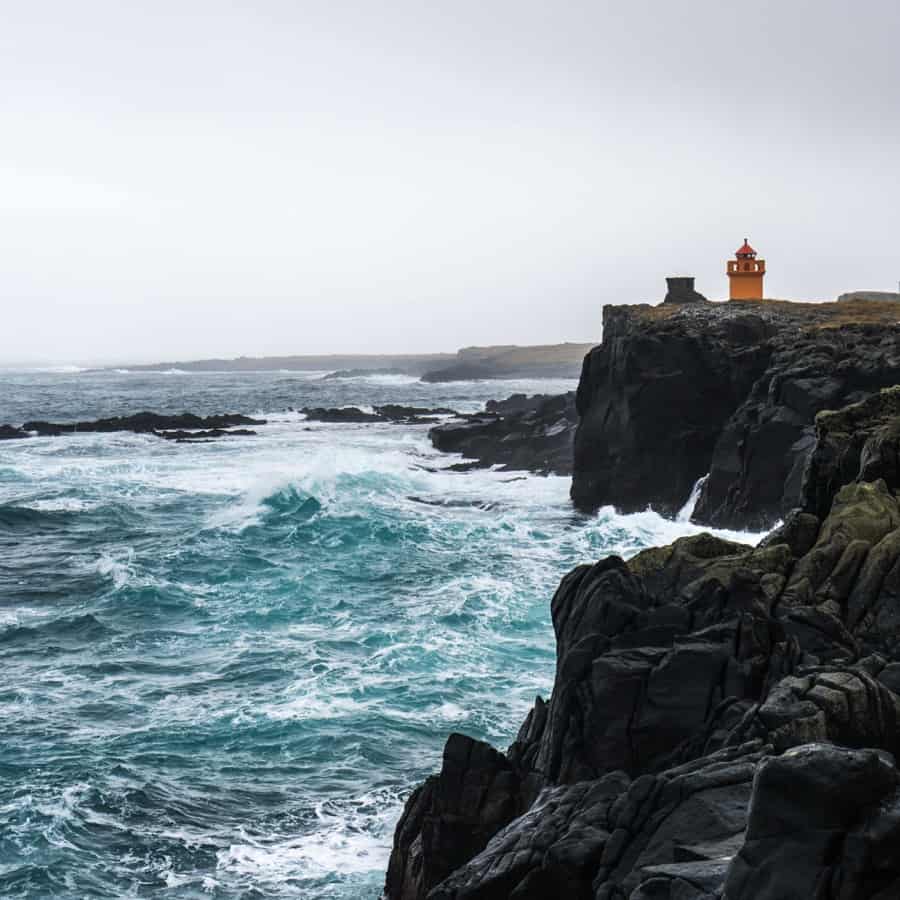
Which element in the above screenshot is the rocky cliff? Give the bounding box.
[573,298,900,530]
[386,385,900,900]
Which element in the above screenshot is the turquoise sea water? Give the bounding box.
[0,369,756,899]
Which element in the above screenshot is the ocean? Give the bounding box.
[0,369,757,899]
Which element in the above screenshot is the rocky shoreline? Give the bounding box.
[384,298,900,900]
[386,385,900,900]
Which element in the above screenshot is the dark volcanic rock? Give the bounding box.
[429,393,577,476]
[301,405,457,425]
[431,742,766,900]
[386,388,900,898]
[155,428,258,441]
[802,385,900,520]
[0,425,28,440]
[301,406,383,423]
[484,394,551,416]
[572,298,900,529]
[375,405,457,422]
[12,412,265,439]
[385,733,528,900]
[572,303,774,517]
[724,744,900,900]
[695,324,900,530]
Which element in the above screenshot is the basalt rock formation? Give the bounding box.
[572,298,900,529]
[386,387,900,899]
[428,393,577,475]
[572,303,775,518]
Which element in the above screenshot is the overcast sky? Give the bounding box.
[2,0,898,364]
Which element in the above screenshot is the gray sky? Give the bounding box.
[2,0,899,364]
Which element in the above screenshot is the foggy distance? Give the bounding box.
[2,0,898,364]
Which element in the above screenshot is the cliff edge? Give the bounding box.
[573,298,900,530]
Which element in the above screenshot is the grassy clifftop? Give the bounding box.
[622,296,900,327]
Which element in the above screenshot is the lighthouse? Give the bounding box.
[727,239,766,300]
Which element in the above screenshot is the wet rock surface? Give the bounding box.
[302,405,458,424]
[572,303,775,518]
[387,387,900,899]
[428,393,577,476]
[1,412,266,441]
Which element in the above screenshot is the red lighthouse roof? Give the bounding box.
[736,238,757,259]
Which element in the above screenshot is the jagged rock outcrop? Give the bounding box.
[572,298,900,529]
[387,387,900,900]
[695,325,900,530]
[385,734,529,900]
[802,386,900,520]
[429,394,577,475]
[572,303,775,517]
[724,744,900,899]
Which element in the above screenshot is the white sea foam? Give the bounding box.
[217,791,400,881]
[677,473,710,522]
[261,693,367,722]
[22,497,99,512]
[94,548,136,589]
[323,373,420,386]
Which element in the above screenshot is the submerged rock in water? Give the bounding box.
[301,406,383,423]
[386,388,900,899]
[6,411,266,440]
[301,405,457,424]
[155,428,258,441]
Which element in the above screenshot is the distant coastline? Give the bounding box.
[106,342,597,382]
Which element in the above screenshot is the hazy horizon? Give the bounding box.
[3,0,899,365]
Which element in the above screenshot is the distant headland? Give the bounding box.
[110,342,597,382]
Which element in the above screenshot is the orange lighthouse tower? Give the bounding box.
[727,238,766,300]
